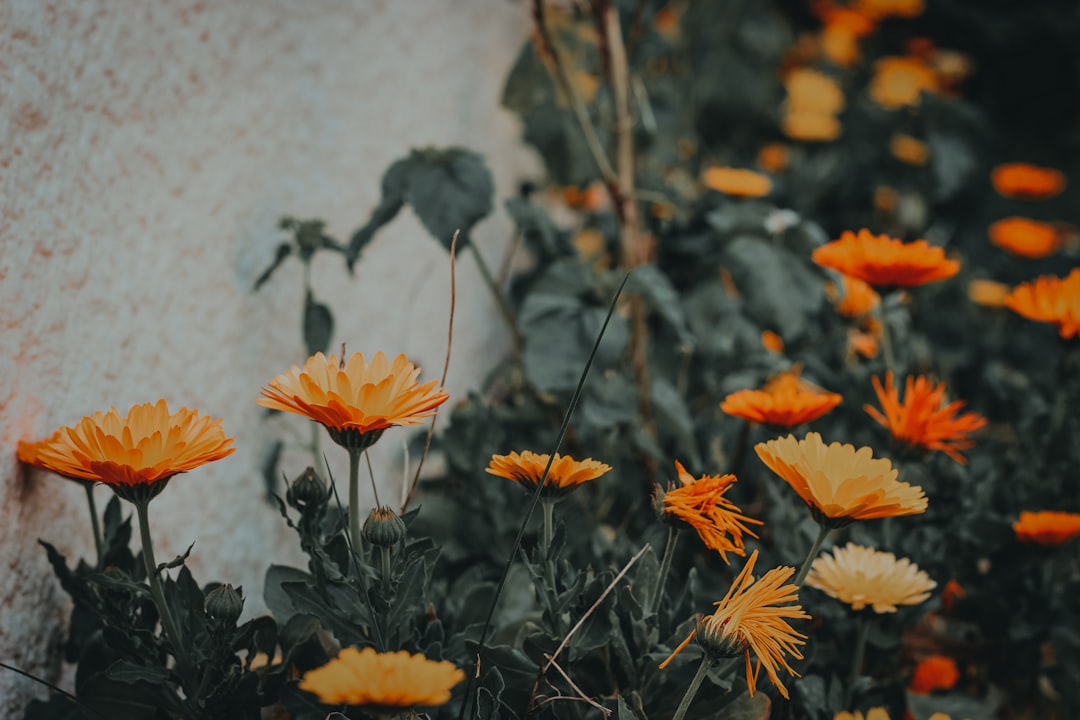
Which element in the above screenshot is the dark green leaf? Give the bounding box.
[252,242,292,291]
[302,290,334,356]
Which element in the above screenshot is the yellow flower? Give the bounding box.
[486,450,611,498]
[258,351,449,451]
[661,461,762,563]
[754,432,927,526]
[20,400,234,504]
[299,647,464,708]
[807,542,936,612]
[660,550,809,698]
[702,167,773,197]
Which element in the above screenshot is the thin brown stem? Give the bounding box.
[471,243,523,357]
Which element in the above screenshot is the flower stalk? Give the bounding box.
[83,482,104,567]
[649,526,679,615]
[672,656,713,720]
[845,615,872,706]
[793,523,831,587]
[348,446,362,557]
[541,499,563,633]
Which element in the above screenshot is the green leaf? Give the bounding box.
[302,290,334,356]
[252,242,292,291]
[650,379,702,468]
[406,147,494,248]
[627,264,694,348]
[104,660,171,686]
[263,565,313,622]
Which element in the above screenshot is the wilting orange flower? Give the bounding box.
[487,450,611,498]
[909,655,960,693]
[761,330,785,353]
[826,275,881,318]
[834,710,890,720]
[813,229,960,288]
[660,550,808,698]
[758,143,790,173]
[890,134,930,165]
[785,68,846,115]
[1005,268,1080,339]
[865,372,987,464]
[989,217,1061,259]
[968,279,1011,309]
[299,647,464,707]
[755,432,926,525]
[807,543,936,613]
[1013,511,1080,545]
[991,163,1066,200]
[21,400,235,503]
[870,56,938,109]
[722,370,842,427]
[258,352,449,450]
[702,167,772,197]
[662,461,762,562]
[941,579,966,613]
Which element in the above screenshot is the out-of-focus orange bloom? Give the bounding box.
[874,186,899,214]
[855,0,925,19]
[785,68,846,115]
[941,579,966,613]
[702,167,773,197]
[890,134,930,165]
[1005,268,1080,339]
[722,369,843,428]
[826,275,881,318]
[991,163,1066,200]
[813,229,960,288]
[783,111,842,142]
[821,25,862,67]
[761,330,785,354]
[655,3,685,38]
[988,217,1061,259]
[758,143,790,173]
[812,1,878,37]
[1013,511,1080,546]
[870,56,938,109]
[847,328,880,360]
[865,372,987,464]
[561,184,607,211]
[909,655,960,694]
[967,279,1011,309]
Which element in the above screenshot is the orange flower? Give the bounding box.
[870,56,938,109]
[757,143,790,173]
[991,163,1066,200]
[865,372,987,464]
[1013,511,1080,546]
[1005,268,1080,339]
[854,0,925,18]
[941,579,966,613]
[721,369,842,427]
[989,217,1061,259]
[826,275,881,318]
[755,432,927,526]
[967,279,1011,309]
[761,330,785,353]
[812,1,878,38]
[834,710,891,720]
[785,68,846,115]
[909,655,960,694]
[662,462,762,562]
[702,167,772,197]
[660,550,808,699]
[890,134,929,165]
[807,543,936,613]
[20,400,234,503]
[561,184,607,211]
[782,109,842,142]
[812,229,960,288]
[486,450,611,498]
[299,647,464,707]
[258,352,449,451]
[847,327,881,360]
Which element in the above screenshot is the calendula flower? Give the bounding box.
[847,327,881,360]
[722,369,842,427]
[660,550,808,698]
[661,462,762,562]
[785,68,846,115]
[783,109,842,142]
[807,543,936,612]
[967,279,1011,308]
[299,647,464,707]
[486,450,611,498]
[834,709,891,720]
[761,330,785,353]
[941,579,966,613]
[757,143,790,173]
[909,655,960,693]
[258,351,449,451]
[864,372,987,464]
[854,0,924,18]
[989,217,1061,259]
[1013,511,1080,546]
[21,400,234,503]
[991,163,1066,200]
[1005,268,1080,339]
[870,56,938,109]
[755,432,927,526]
[890,134,930,165]
[826,275,881,318]
[813,229,960,288]
[702,167,773,197]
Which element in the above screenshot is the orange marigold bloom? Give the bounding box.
[662,461,762,563]
[909,655,960,694]
[870,56,938,109]
[812,229,960,288]
[991,163,1066,200]
[834,710,891,720]
[826,275,881,318]
[782,109,842,142]
[941,579,966,613]
[486,450,611,498]
[808,543,936,613]
[967,279,1011,309]
[258,351,449,451]
[702,167,772,197]
[890,134,930,165]
[660,550,809,699]
[865,372,987,464]
[812,1,878,38]
[721,369,842,427]
[21,400,235,503]
[299,647,464,707]
[1013,511,1080,546]
[989,217,1061,259]
[1005,268,1080,339]
[847,327,881,360]
[785,68,846,115]
[854,0,924,18]
[561,184,607,211]
[761,330,785,353]
[755,432,926,526]
[757,143,790,173]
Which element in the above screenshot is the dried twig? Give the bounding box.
[545,655,613,716]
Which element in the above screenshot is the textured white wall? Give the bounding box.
[0,0,534,711]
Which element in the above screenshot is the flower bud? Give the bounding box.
[362,506,406,547]
[694,614,743,661]
[204,583,244,625]
[288,466,327,507]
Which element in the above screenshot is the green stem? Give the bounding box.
[379,546,392,588]
[83,483,104,568]
[348,447,362,559]
[845,616,871,706]
[649,526,679,615]
[672,656,713,720]
[471,244,524,357]
[541,500,563,634]
[877,302,895,375]
[793,523,830,588]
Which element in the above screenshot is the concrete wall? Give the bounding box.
[0,0,534,711]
